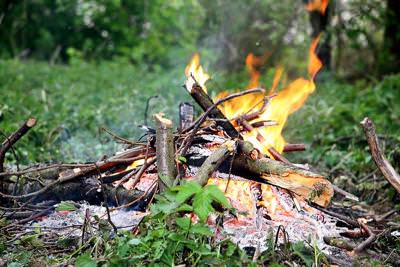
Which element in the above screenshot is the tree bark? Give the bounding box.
[154,113,176,191]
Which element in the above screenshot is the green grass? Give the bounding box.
[0,59,193,163]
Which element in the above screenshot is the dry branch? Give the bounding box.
[361,117,400,193]
[0,118,37,173]
[154,113,176,191]
[192,141,235,186]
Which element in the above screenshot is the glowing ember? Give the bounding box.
[207,178,257,223]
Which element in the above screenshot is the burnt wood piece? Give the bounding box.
[0,146,153,200]
[5,176,143,207]
[179,102,194,131]
[268,147,292,165]
[189,84,239,138]
[0,118,37,173]
[154,113,176,191]
[361,117,400,193]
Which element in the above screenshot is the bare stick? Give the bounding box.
[283,143,306,153]
[360,117,400,193]
[191,141,235,186]
[332,184,359,201]
[0,118,36,173]
[268,147,292,165]
[154,113,176,191]
[353,220,377,253]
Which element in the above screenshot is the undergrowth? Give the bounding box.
[0,182,327,266]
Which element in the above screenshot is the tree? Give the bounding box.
[380,0,400,75]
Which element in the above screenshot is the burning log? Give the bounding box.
[234,141,333,207]
[154,113,176,191]
[184,81,239,139]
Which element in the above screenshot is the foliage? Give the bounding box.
[81,182,251,266]
[0,0,204,66]
[1,0,396,76]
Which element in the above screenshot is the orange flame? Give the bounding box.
[269,65,284,95]
[306,0,329,15]
[184,38,323,217]
[309,34,322,80]
[185,53,210,92]
[217,37,321,154]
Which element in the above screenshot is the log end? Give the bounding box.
[27,118,37,128]
[153,113,173,129]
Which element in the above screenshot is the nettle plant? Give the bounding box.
[100,182,252,266]
[76,182,324,267]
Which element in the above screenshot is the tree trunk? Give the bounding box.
[380,0,400,75]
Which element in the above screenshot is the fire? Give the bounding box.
[184,37,323,218]
[185,39,322,154]
[214,37,322,155]
[305,0,329,15]
[185,53,210,93]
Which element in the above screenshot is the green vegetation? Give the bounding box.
[0,182,327,266]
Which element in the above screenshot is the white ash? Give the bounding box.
[29,203,147,237]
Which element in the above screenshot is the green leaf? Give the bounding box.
[76,253,97,267]
[175,217,191,230]
[178,155,187,163]
[175,203,193,212]
[190,223,213,236]
[174,181,202,204]
[127,238,141,246]
[56,201,78,212]
[193,189,214,222]
[292,242,313,267]
[204,185,232,209]
[159,174,173,188]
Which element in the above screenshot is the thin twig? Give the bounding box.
[100,127,146,146]
[353,220,377,253]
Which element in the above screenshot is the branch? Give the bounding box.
[154,113,176,191]
[0,118,36,173]
[360,117,400,193]
[192,141,235,186]
[187,83,239,138]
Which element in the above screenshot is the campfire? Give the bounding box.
[1,36,400,265]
